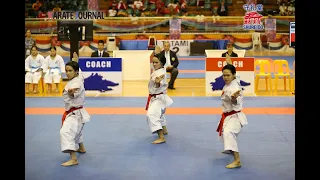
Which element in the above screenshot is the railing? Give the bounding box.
[25,16,295,34]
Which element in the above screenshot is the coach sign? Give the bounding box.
[205,57,255,96]
[78,57,122,95]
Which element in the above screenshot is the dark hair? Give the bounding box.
[31,45,37,50]
[50,46,56,51]
[154,54,166,66]
[222,64,236,75]
[66,61,80,72]
[98,40,104,44]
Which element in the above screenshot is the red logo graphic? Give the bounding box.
[244,11,263,24]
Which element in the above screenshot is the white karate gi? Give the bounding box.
[43,55,65,84]
[220,79,248,152]
[25,54,45,84]
[146,68,173,133]
[60,76,90,152]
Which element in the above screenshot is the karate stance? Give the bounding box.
[216,64,248,169]
[25,45,45,93]
[146,54,173,144]
[60,61,90,166]
[43,47,65,93]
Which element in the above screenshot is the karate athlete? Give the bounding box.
[216,64,248,169]
[225,54,241,83]
[60,61,90,167]
[146,54,173,144]
[43,47,65,93]
[25,45,45,94]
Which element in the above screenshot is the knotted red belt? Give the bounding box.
[145,92,163,110]
[216,110,241,136]
[61,106,83,125]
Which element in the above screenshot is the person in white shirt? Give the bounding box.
[146,54,173,144]
[25,45,45,94]
[43,46,65,93]
[216,64,248,169]
[108,6,117,17]
[91,40,110,57]
[60,61,90,167]
[133,0,144,10]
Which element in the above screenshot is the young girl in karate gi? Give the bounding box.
[60,61,90,167]
[216,64,248,169]
[146,54,173,144]
[43,47,65,93]
[25,45,45,94]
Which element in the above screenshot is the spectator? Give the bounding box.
[279,3,287,16]
[25,29,36,59]
[117,0,127,10]
[91,40,110,57]
[287,3,295,16]
[159,41,179,90]
[109,6,117,17]
[217,0,228,16]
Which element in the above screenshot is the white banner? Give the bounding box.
[157,40,194,56]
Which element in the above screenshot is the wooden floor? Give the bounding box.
[25,78,295,97]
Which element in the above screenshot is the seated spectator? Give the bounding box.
[159,41,179,90]
[134,0,144,11]
[181,0,187,13]
[37,8,47,18]
[217,0,228,16]
[287,3,295,16]
[109,0,117,9]
[25,45,45,94]
[109,6,117,17]
[117,0,127,10]
[197,0,205,8]
[279,3,287,16]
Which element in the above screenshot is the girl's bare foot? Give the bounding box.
[151,138,166,144]
[76,148,86,153]
[225,161,241,169]
[61,159,79,167]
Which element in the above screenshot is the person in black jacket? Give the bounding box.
[159,41,179,89]
[222,42,238,58]
[91,40,110,57]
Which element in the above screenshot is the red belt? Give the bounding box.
[145,92,163,110]
[61,106,83,125]
[216,110,241,136]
